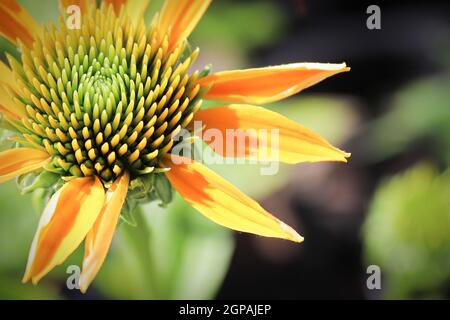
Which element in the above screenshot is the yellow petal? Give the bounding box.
[199,63,350,104]
[0,83,26,118]
[163,155,303,242]
[0,105,21,121]
[0,148,50,184]
[103,0,150,20]
[0,60,15,88]
[194,104,350,164]
[0,0,39,48]
[158,0,211,50]
[79,172,130,293]
[2,56,23,97]
[23,177,105,284]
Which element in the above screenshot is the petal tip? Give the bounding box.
[336,62,350,73]
[341,151,352,163]
[279,221,304,243]
[332,148,351,163]
[79,277,88,294]
[21,273,30,284]
[31,276,41,285]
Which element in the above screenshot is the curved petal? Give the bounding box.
[79,172,130,293]
[163,155,303,242]
[0,83,26,119]
[0,148,50,184]
[199,63,350,104]
[0,0,39,48]
[194,104,350,164]
[158,0,211,50]
[23,176,105,284]
[4,54,26,94]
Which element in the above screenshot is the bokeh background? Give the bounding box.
[0,0,449,299]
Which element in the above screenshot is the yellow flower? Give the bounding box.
[0,0,350,292]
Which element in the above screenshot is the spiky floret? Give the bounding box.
[5,4,203,183]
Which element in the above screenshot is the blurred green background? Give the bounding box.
[0,0,449,299]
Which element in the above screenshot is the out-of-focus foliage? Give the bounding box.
[363,164,450,299]
[189,1,284,51]
[0,180,61,299]
[364,75,450,163]
[19,0,59,24]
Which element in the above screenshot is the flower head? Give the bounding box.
[0,0,350,292]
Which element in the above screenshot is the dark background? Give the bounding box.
[216,0,450,299]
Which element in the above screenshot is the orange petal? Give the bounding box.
[103,0,126,15]
[199,63,350,104]
[23,176,105,284]
[79,172,130,293]
[194,104,350,164]
[0,0,39,48]
[103,0,149,20]
[59,0,92,14]
[0,148,50,184]
[158,0,211,50]
[163,155,303,242]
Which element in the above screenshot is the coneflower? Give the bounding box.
[0,0,350,293]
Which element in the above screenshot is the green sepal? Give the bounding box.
[128,174,154,200]
[153,168,171,173]
[119,199,138,227]
[153,173,173,207]
[120,172,174,226]
[43,158,66,175]
[126,172,173,207]
[18,170,61,194]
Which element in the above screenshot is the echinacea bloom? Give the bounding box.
[0,0,349,292]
